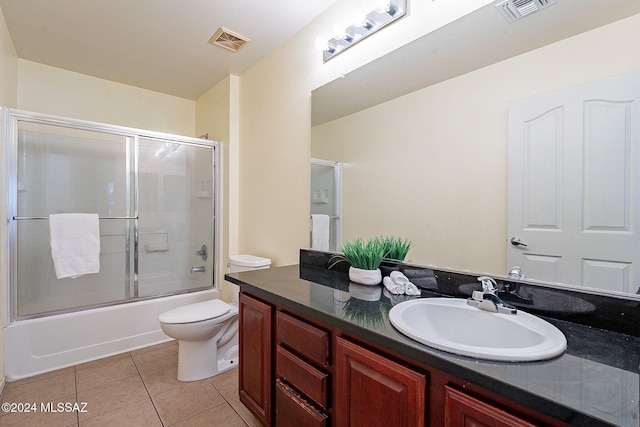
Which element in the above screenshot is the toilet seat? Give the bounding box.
[159,299,230,324]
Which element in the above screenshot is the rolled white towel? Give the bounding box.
[383,276,405,295]
[405,282,421,296]
[390,271,410,286]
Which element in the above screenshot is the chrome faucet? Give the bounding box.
[479,276,498,293]
[467,276,517,315]
[191,266,206,273]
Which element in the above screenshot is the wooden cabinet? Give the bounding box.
[276,311,330,424]
[276,311,329,368]
[275,379,328,427]
[444,386,538,427]
[239,293,273,426]
[238,290,564,427]
[335,337,426,427]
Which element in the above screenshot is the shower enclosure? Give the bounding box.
[310,158,341,251]
[4,109,219,320]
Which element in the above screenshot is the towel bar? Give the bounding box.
[13,216,139,220]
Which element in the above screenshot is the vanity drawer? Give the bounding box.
[277,311,329,368]
[276,346,328,409]
[276,379,328,427]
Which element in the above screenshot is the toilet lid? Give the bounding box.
[159,299,231,324]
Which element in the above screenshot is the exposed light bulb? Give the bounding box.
[322,0,407,62]
[375,0,391,13]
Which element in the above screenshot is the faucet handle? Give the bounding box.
[196,244,208,261]
[477,276,498,294]
[508,266,525,279]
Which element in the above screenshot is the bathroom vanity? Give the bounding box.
[225,250,640,427]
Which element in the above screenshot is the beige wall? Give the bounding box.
[196,75,240,302]
[17,60,195,135]
[312,15,640,276]
[0,7,17,107]
[237,0,493,266]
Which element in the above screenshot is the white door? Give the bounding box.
[508,70,640,293]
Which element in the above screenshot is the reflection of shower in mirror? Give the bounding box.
[310,159,342,251]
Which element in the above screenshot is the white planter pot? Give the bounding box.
[349,267,382,286]
[349,283,382,301]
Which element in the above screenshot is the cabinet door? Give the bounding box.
[239,293,273,426]
[335,337,426,427]
[444,386,538,427]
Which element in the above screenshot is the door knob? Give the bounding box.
[510,237,527,247]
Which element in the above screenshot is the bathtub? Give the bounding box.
[3,289,220,381]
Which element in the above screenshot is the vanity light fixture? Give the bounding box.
[323,0,407,62]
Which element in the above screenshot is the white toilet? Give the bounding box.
[159,254,270,382]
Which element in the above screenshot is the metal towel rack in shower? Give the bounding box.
[13,216,139,220]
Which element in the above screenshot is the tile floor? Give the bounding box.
[0,341,262,427]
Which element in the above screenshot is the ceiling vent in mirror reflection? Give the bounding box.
[495,0,557,22]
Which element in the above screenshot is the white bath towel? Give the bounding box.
[390,271,410,285]
[383,276,404,295]
[404,282,421,296]
[310,214,330,251]
[49,213,101,279]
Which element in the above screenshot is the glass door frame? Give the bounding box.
[2,108,221,321]
[310,158,342,251]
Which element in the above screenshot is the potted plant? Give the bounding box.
[381,236,413,262]
[330,237,386,285]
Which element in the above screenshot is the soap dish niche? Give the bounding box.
[312,189,329,204]
[197,180,212,199]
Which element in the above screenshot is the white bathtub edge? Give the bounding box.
[4,289,221,381]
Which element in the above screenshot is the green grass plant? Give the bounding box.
[381,236,413,261]
[330,237,386,270]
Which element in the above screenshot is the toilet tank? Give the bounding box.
[228,254,271,273]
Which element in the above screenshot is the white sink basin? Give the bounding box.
[388,298,567,362]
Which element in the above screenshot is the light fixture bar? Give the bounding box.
[323,0,407,62]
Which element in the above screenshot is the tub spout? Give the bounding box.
[191,266,205,273]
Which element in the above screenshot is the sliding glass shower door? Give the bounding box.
[8,111,217,319]
[14,121,135,316]
[137,137,214,297]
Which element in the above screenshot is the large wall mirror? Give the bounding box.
[311,0,640,298]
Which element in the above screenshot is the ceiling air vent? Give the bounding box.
[495,0,557,22]
[209,27,250,52]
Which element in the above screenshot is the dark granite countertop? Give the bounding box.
[226,261,639,427]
